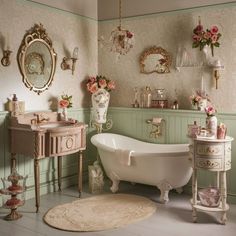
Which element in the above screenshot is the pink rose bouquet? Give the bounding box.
[86,75,116,94]
[192,18,221,57]
[59,94,72,108]
[205,105,216,117]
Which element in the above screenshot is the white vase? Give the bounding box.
[206,115,217,137]
[91,88,110,124]
[198,99,207,111]
[62,107,68,121]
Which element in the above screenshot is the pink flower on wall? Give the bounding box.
[192,18,221,57]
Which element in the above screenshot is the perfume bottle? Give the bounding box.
[143,86,152,108]
[11,94,19,117]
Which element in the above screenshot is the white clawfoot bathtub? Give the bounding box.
[91,133,192,203]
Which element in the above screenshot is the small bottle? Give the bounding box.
[132,87,139,108]
[139,88,145,108]
[143,87,148,108]
[11,94,19,117]
[146,86,152,108]
[188,121,199,138]
[173,100,179,109]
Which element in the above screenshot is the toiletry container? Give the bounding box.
[146,86,152,108]
[11,94,19,117]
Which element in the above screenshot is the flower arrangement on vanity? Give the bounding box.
[59,94,73,121]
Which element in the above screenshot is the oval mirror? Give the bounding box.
[18,24,57,95]
[140,46,171,74]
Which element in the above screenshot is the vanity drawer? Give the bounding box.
[196,143,223,156]
[196,157,222,170]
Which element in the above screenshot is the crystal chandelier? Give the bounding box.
[99,0,135,57]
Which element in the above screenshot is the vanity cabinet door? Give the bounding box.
[45,126,86,156]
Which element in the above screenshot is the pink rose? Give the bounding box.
[89,83,98,93]
[59,99,69,108]
[98,79,107,89]
[205,106,216,116]
[192,34,201,42]
[204,31,212,40]
[107,81,115,90]
[88,76,96,83]
[86,82,92,91]
[193,24,203,34]
[210,26,218,34]
[126,31,133,38]
[211,34,218,43]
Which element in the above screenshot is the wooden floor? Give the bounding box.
[0,181,236,236]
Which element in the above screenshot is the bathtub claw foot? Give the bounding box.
[175,187,183,194]
[110,180,120,193]
[157,180,173,204]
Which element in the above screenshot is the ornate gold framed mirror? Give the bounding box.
[140,46,171,74]
[18,24,57,95]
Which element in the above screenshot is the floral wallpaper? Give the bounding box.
[98,3,236,113]
[0,0,97,111]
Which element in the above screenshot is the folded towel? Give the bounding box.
[115,149,134,166]
[152,117,162,124]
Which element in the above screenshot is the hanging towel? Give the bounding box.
[115,149,134,166]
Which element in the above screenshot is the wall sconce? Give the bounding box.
[1,49,12,66]
[212,59,224,89]
[61,47,78,75]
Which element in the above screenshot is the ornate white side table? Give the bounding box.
[190,136,233,224]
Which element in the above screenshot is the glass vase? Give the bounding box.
[62,107,68,121]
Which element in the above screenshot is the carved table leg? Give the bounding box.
[11,153,16,173]
[78,151,83,197]
[57,156,62,191]
[192,168,198,223]
[220,171,227,225]
[34,159,40,213]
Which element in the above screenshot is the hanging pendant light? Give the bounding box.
[99,0,135,57]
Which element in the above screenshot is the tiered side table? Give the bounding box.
[190,136,233,224]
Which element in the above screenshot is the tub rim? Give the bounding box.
[91,133,189,158]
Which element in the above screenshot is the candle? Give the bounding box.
[201,76,204,92]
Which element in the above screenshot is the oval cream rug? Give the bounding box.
[43,194,157,232]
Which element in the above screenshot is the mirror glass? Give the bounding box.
[140,46,171,74]
[18,24,57,95]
